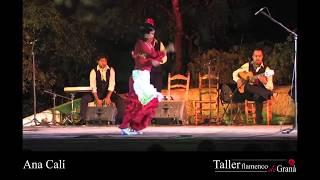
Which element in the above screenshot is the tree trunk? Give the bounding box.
[171,0,183,74]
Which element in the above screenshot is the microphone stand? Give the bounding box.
[24,40,41,126]
[44,90,71,126]
[257,9,298,134]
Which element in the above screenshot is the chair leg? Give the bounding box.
[245,100,256,125]
[252,104,256,124]
[193,101,198,126]
[195,110,198,126]
[266,99,272,125]
[245,100,248,123]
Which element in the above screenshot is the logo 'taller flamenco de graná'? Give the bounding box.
[268,159,296,173]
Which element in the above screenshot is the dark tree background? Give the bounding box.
[23,0,297,117]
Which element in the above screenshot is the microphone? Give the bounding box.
[254,7,265,15]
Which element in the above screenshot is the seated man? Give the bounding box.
[232,48,274,124]
[79,55,122,124]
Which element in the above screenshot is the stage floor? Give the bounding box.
[23,125,297,151]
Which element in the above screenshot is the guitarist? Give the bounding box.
[232,48,274,124]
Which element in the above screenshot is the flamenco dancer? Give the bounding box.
[119,18,166,135]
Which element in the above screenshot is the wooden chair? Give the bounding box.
[193,72,220,125]
[167,72,190,101]
[167,72,190,125]
[245,99,273,125]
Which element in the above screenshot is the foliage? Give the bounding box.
[23,0,96,116]
[267,36,295,85]
[23,0,96,92]
[187,48,246,87]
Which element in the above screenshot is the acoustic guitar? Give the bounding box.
[237,69,274,93]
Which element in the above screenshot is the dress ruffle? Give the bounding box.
[119,77,160,131]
